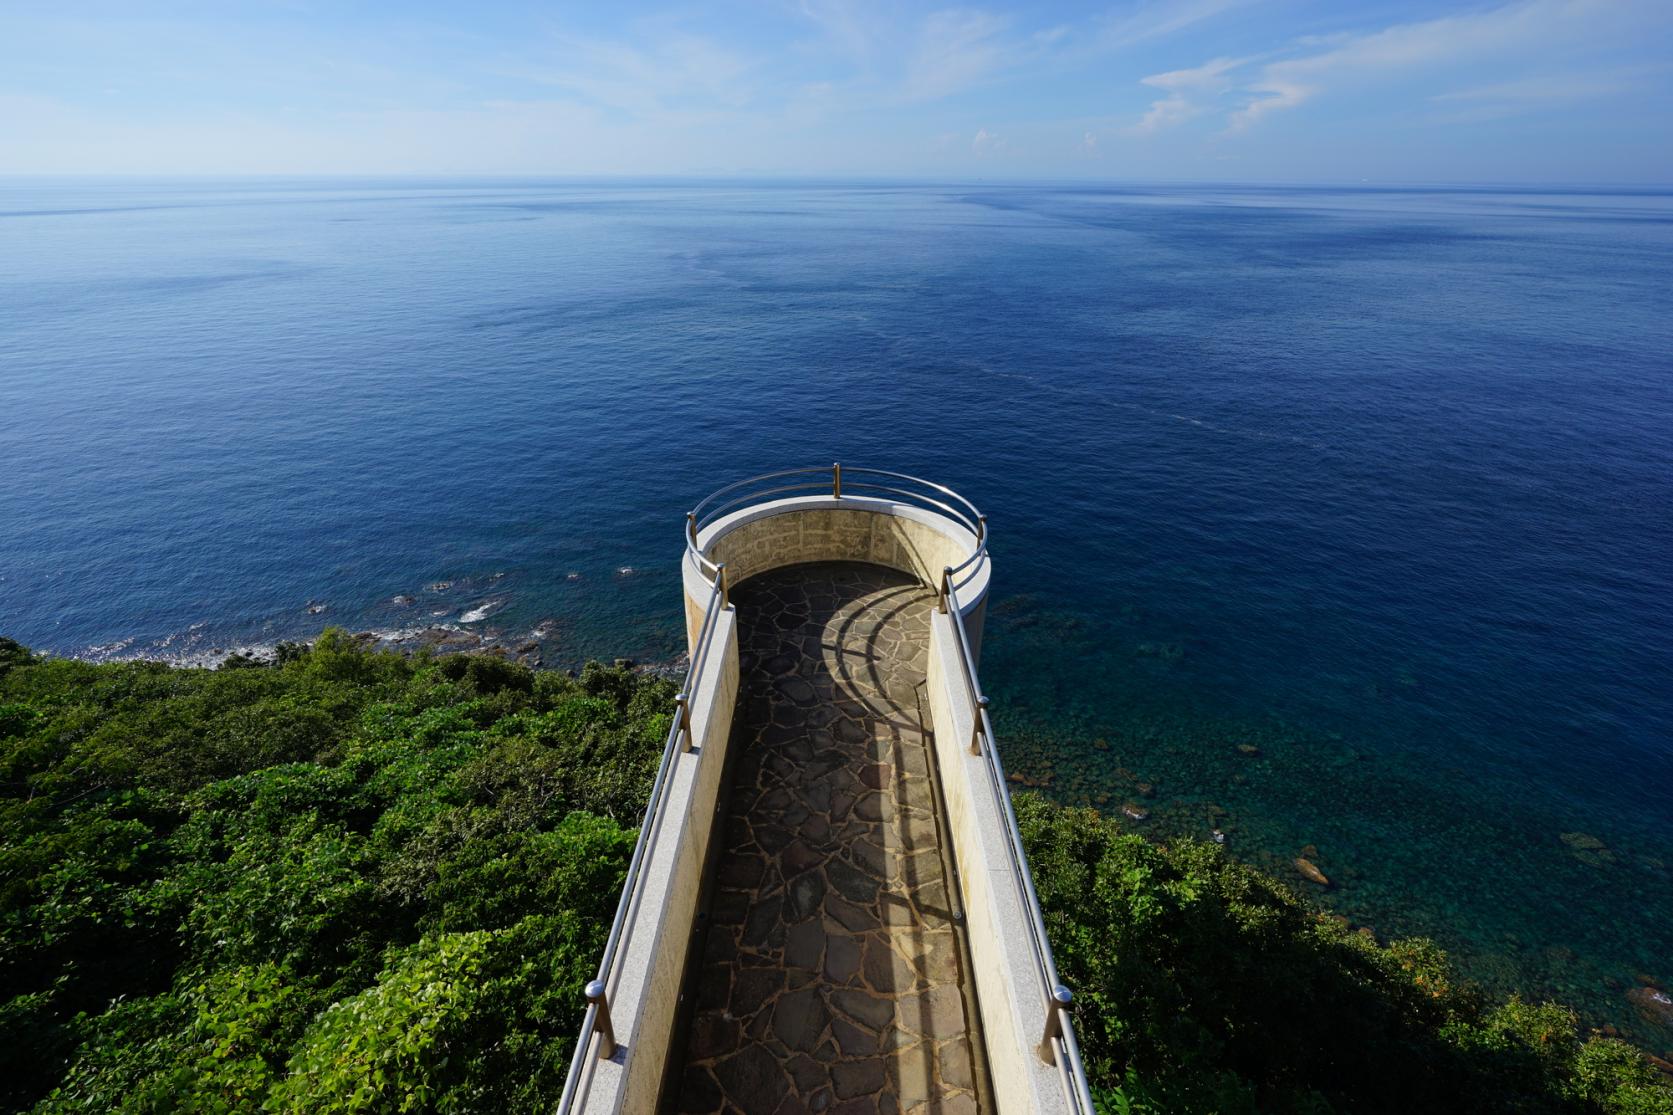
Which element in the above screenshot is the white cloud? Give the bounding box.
[971,127,1007,154]
[1226,0,1649,129]
[1133,55,1242,133]
[1224,77,1311,131]
[1123,0,1664,135]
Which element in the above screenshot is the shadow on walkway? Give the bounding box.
[670,562,990,1115]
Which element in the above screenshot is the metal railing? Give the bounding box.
[694,465,1093,1113]
[685,464,988,596]
[939,569,1097,1115]
[555,569,732,1115]
[561,465,1092,1115]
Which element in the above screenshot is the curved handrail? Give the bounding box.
[685,464,989,592]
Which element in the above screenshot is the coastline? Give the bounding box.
[28,621,1673,1061]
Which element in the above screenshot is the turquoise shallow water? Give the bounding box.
[1,179,1670,1045]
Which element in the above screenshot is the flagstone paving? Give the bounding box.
[671,562,990,1115]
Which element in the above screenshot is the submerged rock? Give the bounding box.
[1294,858,1331,887]
[1121,803,1149,821]
[1627,985,1673,1030]
[392,594,416,606]
[1237,743,1261,757]
[1560,831,1617,867]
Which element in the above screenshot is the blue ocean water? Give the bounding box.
[2,179,1670,1043]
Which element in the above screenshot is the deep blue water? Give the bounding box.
[3,178,1671,1043]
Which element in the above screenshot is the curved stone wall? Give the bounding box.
[681,495,990,660]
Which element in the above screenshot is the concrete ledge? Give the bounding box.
[925,610,1072,1115]
[569,605,740,1114]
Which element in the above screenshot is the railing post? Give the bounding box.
[718,563,730,610]
[586,979,617,1060]
[675,693,693,751]
[939,566,952,614]
[832,461,842,499]
[977,512,988,543]
[1037,985,1072,1063]
[686,511,698,546]
[971,695,988,755]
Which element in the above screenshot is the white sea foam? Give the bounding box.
[459,599,503,623]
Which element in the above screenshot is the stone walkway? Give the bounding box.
[671,562,990,1115]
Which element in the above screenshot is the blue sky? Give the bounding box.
[2,0,1670,181]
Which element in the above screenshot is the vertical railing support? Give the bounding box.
[585,979,617,1060]
[832,461,842,499]
[675,693,693,751]
[939,566,952,614]
[686,511,697,546]
[1037,985,1073,1063]
[971,695,988,755]
[718,563,731,610]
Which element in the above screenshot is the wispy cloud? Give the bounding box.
[905,10,1015,101]
[1127,0,1668,135]
[1098,0,1257,50]
[1429,66,1653,121]
[1133,55,1243,132]
[2,0,1668,178]
[512,25,757,117]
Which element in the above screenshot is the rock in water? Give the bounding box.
[1627,985,1673,1030]
[1121,803,1149,821]
[1560,831,1617,867]
[1237,743,1261,757]
[1294,857,1331,887]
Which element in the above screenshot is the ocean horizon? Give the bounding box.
[3,177,1670,1045]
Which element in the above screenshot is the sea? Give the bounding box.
[2,178,1670,1046]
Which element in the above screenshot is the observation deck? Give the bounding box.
[558,468,1093,1115]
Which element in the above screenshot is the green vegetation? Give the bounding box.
[2,632,1667,1113]
[1017,794,1673,1115]
[0,632,670,1112]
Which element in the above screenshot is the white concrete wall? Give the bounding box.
[925,611,1073,1115]
[682,495,990,661]
[659,495,1077,1112]
[570,604,740,1114]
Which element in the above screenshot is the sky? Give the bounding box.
[2,0,1670,182]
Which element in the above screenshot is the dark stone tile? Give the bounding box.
[714,1044,791,1113]
[832,1058,887,1100]
[830,988,894,1031]
[675,1064,725,1113]
[771,986,831,1053]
